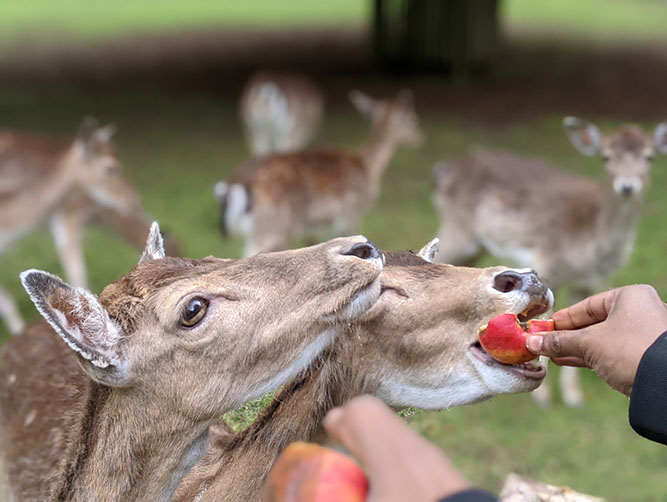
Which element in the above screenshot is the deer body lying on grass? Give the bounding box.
[0,118,178,336]
[174,239,554,502]
[216,90,423,256]
[433,117,667,406]
[0,224,383,501]
[240,71,324,156]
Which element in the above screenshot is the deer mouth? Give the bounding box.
[325,276,382,323]
[469,343,546,380]
[468,302,551,381]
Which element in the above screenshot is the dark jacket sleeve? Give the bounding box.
[629,331,667,445]
[438,489,497,502]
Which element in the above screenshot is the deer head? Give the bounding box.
[344,239,554,409]
[20,224,384,417]
[68,116,142,215]
[349,89,423,146]
[563,117,667,198]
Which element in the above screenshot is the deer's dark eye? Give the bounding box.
[180,297,209,328]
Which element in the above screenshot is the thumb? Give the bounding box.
[526,328,588,359]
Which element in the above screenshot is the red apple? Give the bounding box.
[264,442,368,502]
[478,313,554,364]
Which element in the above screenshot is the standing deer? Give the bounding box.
[0,223,383,501]
[0,118,178,336]
[240,71,324,156]
[433,117,667,406]
[215,89,423,256]
[174,239,554,502]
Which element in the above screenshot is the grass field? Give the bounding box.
[2,0,667,49]
[1,1,667,500]
[0,84,665,500]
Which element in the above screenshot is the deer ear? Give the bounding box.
[139,222,166,263]
[417,238,439,263]
[563,117,601,156]
[653,122,667,155]
[349,90,376,117]
[20,269,128,385]
[93,124,117,144]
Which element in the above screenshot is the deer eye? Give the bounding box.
[180,297,209,328]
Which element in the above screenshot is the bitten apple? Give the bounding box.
[478,313,554,365]
[264,442,369,502]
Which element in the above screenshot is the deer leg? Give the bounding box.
[558,287,590,407]
[0,286,24,336]
[531,372,552,408]
[435,222,482,265]
[50,210,88,289]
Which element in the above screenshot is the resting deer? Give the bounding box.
[0,118,179,336]
[240,71,324,156]
[433,117,667,406]
[174,239,554,502]
[215,89,423,256]
[0,223,383,501]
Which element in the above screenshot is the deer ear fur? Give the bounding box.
[417,238,439,263]
[20,269,128,385]
[563,116,601,156]
[349,90,376,117]
[139,222,166,263]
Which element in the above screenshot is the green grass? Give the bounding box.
[0,86,666,501]
[0,0,368,46]
[503,0,667,42]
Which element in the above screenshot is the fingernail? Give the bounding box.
[526,335,543,353]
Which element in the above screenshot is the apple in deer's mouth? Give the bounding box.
[264,442,368,502]
[477,313,554,365]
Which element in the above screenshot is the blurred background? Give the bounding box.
[1,1,666,500]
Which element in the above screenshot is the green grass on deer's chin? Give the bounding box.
[0,87,665,502]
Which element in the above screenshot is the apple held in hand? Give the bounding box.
[264,442,368,502]
[478,313,554,365]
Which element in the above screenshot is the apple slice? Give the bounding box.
[478,313,554,365]
[264,442,368,502]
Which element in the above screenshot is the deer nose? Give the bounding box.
[621,184,634,196]
[342,240,381,261]
[493,270,540,294]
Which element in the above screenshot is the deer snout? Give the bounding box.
[493,269,553,318]
[342,240,381,261]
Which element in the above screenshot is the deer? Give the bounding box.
[0,117,179,337]
[174,239,554,502]
[432,117,667,407]
[0,223,384,501]
[240,71,324,156]
[215,89,423,257]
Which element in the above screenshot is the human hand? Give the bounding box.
[324,395,470,502]
[526,285,667,395]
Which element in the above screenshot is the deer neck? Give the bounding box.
[61,382,211,502]
[179,339,368,502]
[597,186,644,242]
[360,124,400,198]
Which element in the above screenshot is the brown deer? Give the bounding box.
[240,71,324,156]
[0,223,383,501]
[215,90,423,257]
[433,117,667,406]
[174,238,554,502]
[0,117,179,336]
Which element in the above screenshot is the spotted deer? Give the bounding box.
[0,223,383,501]
[0,117,179,336]
[240,71,324,156]
[174,239,554,502]
[216,90,423,256]
[433,117,667,407]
